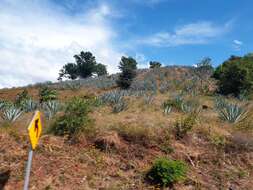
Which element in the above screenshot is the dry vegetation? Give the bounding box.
[0,67,253,190]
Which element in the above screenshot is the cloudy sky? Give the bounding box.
[0,0,252,88]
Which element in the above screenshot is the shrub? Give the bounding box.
[210,133,227,150]
[39,86,57,103]
[49,97,90,138]
[147,157,187,187]
[116,56,137,89]
[213,54,253,96]
[15,89,30,107]
[174,113,197,139]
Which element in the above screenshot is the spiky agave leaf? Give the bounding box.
[100,91,123,105]
[43,100,61,119]
[180,102,193,113]
[1,106,23,122]
[180,100,199,113]
[164,105,172,115]
[0,100,5,110]
[144,95,154,105]
[218,103,248,123]
[22,98,38,112]
[214,96,227,110]
[112,99,127,113]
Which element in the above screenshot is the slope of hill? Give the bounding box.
[0,67,253,190]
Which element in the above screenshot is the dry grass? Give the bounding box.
[0,69,253,189]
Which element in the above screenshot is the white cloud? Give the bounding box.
[0,0,122,88]
[139,21,232,47]
[233,40,243,51]
[135,53,149,68]
[233,40,243,45]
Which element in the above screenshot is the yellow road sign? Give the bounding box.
[27,111,42,150]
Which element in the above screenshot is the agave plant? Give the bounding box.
[214,96,227,110]
[218,103,248,123]
[164,95,183,111]
[180,102,193,113]
[21,98,38,112]
[0,101,5,110]
[180,100,198,113]
[64,81,81,91]
[1,106,23,122]
[144,95,154,105]
[112,99,127,113]
[100,91,124,105]
[164,105,172,115]
[159,81,170,94]
[43,101,61,119]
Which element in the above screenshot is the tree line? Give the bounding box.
[58,51,162,89]
[58,51,253,96]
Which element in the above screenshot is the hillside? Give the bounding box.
[0,66,253,190]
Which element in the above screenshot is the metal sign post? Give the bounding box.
[23,148,33,190]
[23,111,42,190]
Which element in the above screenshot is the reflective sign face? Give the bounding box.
[28,111,42,150]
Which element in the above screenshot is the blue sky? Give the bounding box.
[0,0,252,88]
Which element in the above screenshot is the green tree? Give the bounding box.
[116,56,138,89]
[39,86,57,103]
[149,61,162,69]
[75,51,97,78]
[193,57,214,90]
[197,57,213,69]
[95,63,108,76]
[58,63,78,80]
[58,51,107,80]
[213,54,253,96]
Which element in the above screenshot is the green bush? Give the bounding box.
[39,86,57,103]
[147,157,187,187]
[174,113,197,139]
[15,89,30,107]
[213,54,253,96]
[49,97,90,138]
